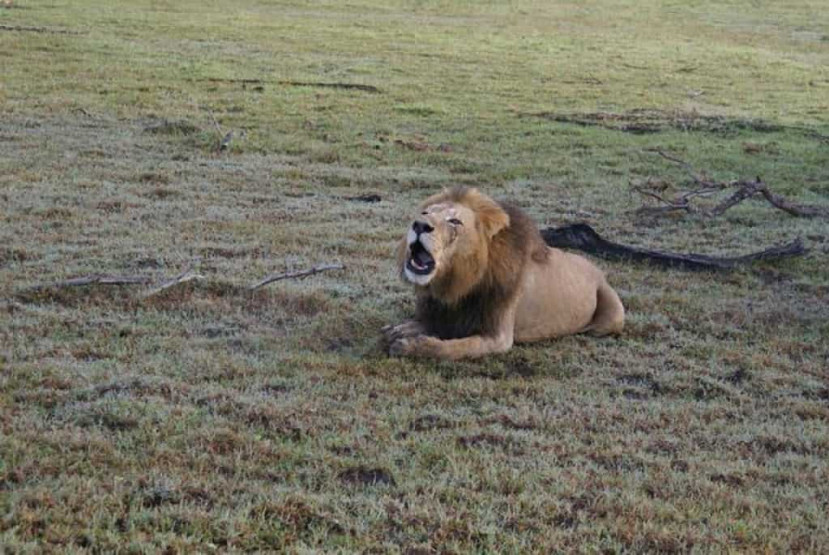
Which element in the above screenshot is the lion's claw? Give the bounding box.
[383,320,426,344]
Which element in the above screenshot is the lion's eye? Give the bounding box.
[448,218,463,226]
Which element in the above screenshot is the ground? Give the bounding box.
[2,0,829,552]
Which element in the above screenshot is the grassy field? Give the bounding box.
[2,0,829,551]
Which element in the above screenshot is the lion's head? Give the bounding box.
[397,187,511,302]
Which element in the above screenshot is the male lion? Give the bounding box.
[383,186,624,360]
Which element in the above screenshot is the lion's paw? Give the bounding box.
[383,320,426,343]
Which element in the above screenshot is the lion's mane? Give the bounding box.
[412,186,548,339]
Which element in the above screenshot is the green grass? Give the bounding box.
[2,0,829,551]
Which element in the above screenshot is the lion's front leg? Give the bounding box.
[390,332,514,360]
[390,301,518,360]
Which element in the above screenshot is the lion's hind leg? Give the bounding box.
[583,282,624,336]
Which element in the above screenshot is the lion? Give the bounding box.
[383,186,624,360]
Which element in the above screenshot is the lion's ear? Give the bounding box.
[466,188,510,239]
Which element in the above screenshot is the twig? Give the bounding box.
[25,274,153,291]
[206,107,223,137]
[639,150,829,218]
[206,107,230,152]
[249,264,345,290]
[142,268,205,298]
[541,224,806,272]
[20,267,203,297]
[631,184,693,215]
[646,148,717,187]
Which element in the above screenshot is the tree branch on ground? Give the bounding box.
[249,264,345,290]
[142,268,205,298]
[540,223,806,271]
[634,149,829,218]
[24,275,154,290]
[20,267,204,298]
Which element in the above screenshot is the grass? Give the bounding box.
[2,0,829,551]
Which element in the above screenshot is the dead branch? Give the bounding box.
[638,150,829,218]
[540,223,806,271]
[21,267,204,297]
[25,274,153,291]
[631,184,694,215]
[704,177,829,218]
[207,108,223,136]
[648,148,712,186]
[706,178,764,216]
[142,268,205,298]
[249,264,345,290]
[757,185,829,218]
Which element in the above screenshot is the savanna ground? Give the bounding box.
[2,0,829,551]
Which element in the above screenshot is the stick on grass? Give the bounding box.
[641,150,829,218]
[249,264,345,290]
[24,274,153,291]
[142,268,205,298]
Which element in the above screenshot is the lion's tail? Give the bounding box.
[583,281,625,336]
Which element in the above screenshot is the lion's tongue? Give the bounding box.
[413,249,433,268]
[410,242,434,271]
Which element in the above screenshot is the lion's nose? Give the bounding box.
[412,221,434,235]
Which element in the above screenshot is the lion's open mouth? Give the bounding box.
[407,241,435,275]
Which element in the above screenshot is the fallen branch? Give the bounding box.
[142,268,205,298]
[757,185,829,218]
[706,178,764,217]
[25,274,153,291]
[540,223,806,271]
[249,264,345,290]
[20,267,203,297]
[648,148,714,187]
[637,149,829,218]
[631,184,695,215]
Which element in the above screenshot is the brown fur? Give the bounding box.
[386,187,624,360]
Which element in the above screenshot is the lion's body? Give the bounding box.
[514,247,624,341]
[385,187,624,360]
